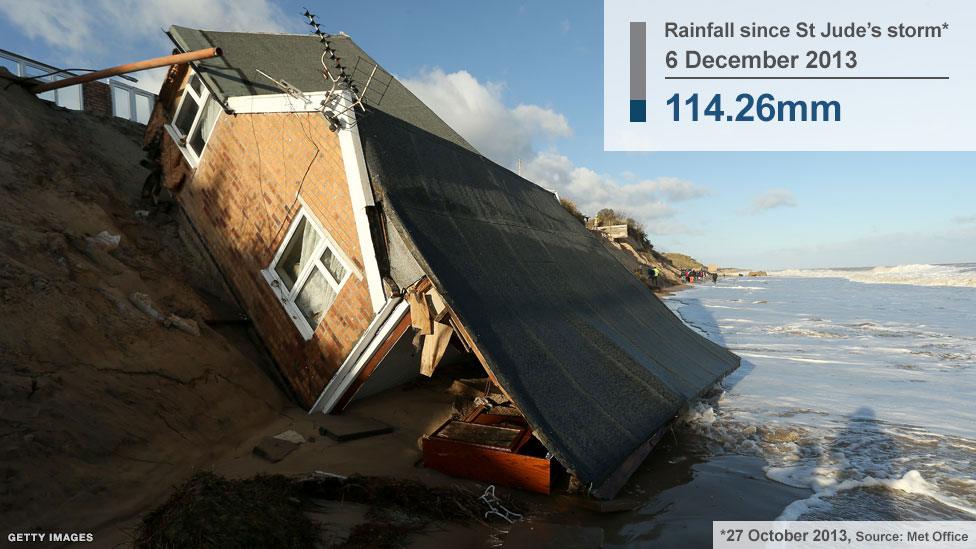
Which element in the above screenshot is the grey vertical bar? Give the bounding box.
[630,22,646,100]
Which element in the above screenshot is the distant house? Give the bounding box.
[147,26,739,497]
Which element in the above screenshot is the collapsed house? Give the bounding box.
[142,25,739,498]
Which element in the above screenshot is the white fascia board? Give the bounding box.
[308,297,408,414]
[226,91,331,114]
[335,90,386,314]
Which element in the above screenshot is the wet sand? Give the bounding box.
[542,434,811,548]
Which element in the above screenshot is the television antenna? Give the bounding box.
[301,8,391,131]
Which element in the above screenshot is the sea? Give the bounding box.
[663,262,976,522]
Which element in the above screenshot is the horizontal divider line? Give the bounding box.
[664,76,949,80]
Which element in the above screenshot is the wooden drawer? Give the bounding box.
[422,411,555,494]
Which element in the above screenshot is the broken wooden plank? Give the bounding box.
[405,289,433,335]
[317,415,394,442]
[420,320,454,376]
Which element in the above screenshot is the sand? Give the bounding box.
[0,73,294,542]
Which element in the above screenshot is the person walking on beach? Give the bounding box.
[651,266,660,288]
[711,272,718,284]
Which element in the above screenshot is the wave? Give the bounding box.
[771,263,976,288]
[775,470,976,521]
[679,401,976,522]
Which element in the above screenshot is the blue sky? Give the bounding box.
[1,0,973,269]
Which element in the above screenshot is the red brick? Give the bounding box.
[147,78,374,407]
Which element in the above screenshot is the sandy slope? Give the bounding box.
[0,78,512,547]
[0,75,289,539]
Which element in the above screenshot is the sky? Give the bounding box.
[1,0,973,269]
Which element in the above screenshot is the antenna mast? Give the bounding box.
[254,9,390,133]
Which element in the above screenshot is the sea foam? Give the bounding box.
[772,263,976,288]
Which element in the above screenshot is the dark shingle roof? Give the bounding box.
[168,26,475,153]
[168,27,739,489]
[358,109,739,486]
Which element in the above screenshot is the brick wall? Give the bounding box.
[82,81,112,116]
[147,73,376,407]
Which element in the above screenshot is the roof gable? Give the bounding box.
[168,26,476,154]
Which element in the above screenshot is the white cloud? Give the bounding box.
[0,0,295,92]
[0,1,94,51]
[512,104,572,139]
[402,67,709,237]
[401,68,570,167]
[746,188,797,215]
[560,18,572,34]
[953,214,976,224]
[522,151,709,235]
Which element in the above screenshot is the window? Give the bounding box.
[110,80,156,124]
[0,56,18,76]
[164,72,220,166]
[23,65,56,103]
[56,82,82,111]
[135,94,153,125]
[263,208,352,339]
[112,85,131,119]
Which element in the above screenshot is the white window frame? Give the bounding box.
[261,205,357,340]
[110,79,156,124]
[163,70,220,168]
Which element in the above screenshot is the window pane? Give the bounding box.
[188,97,220,156]
[274,217,320,291]
[24,66,55,102]
[189,74,202,96]
[112,86,131,119]
[0,56,18,76]
[320,247,346,283]
[295,267,337,329]
[135,94,153,124]
[57,84,82,110]
[173,93,199,136]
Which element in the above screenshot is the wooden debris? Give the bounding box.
[405,289,432,335]
[420,319,453,376]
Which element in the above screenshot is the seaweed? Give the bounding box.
[136,472,520,548]
[135,472,316,549]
